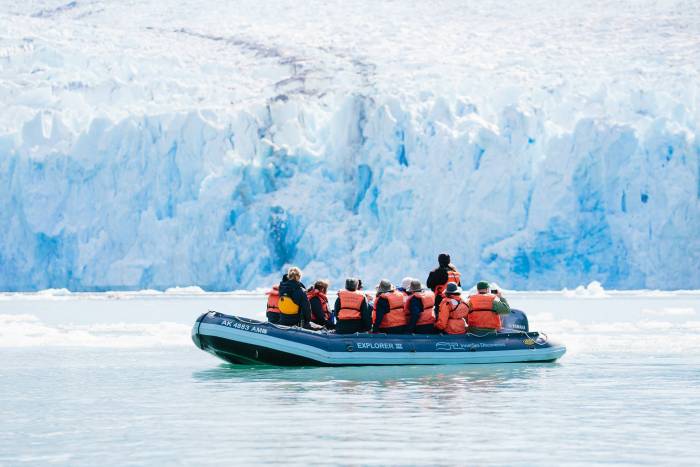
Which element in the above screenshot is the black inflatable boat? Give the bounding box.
[192,310,566,366]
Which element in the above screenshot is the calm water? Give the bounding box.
[1,291,699,465]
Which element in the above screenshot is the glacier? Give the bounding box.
[0,0,699,291]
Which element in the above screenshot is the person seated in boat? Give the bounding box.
[435,283,469,334]
[404,279,437,334]
[307,280,334,329]
[334,278,371,334]
[357,279,374,311]
[426,253,462,310]
[372,279,408,334]
[465,281,511,332]
[265,273,288,323]
[397,277,414,296]
[278,267,312,328]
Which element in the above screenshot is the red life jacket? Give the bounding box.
[307,289,330,322]
[434,269,461,297]
[404,291,436,326]
[373,291,408,328]
[266,286,280,314]
[437,298,469,334]
[467,293,501,330]
[337,290,365,320]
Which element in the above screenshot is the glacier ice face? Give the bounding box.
[0,0,699,291]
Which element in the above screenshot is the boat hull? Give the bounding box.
[193,311,566,366]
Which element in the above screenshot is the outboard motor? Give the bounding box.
[501,309,529,332]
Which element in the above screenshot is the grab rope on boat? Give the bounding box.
[500,328,549,345]
[210,311,549,343]
[468,327,549,346]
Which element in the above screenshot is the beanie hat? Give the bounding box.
[376,279,394,294]
[345,278,359,291]
[445,282,462,295]
[476,281,490,291]
[401,277,413,290]
[408,279,423,293]
[438,253,451,267]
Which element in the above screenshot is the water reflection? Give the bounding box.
[192,362,560,389]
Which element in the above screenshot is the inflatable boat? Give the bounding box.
[192,310,566,366]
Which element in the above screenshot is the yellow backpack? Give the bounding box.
[278,295,300,315]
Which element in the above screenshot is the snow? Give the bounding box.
[1,0,699,291]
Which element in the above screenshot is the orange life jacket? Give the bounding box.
[467,293,501,330]
[337,290,365,320]
[373,291,408,329]
[307,289,330,322]
[434,268,461,296]
[437,298,469,334]
[405,291,436,326]
[266,286,280,314]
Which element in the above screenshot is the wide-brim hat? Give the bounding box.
[408,279,423,293]
[445,282,462,295]
[376,279,394,294]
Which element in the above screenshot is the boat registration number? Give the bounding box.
[220,320,268,334]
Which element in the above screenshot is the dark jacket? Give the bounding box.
[309,295,333,328]
[427,264,461,308]
[404,295,422,333]
[333,294,371,334]
[371,294,404,333]
[277,279,311,327]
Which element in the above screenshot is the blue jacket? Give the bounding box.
[372,295,390,331]
[405,295,424,334]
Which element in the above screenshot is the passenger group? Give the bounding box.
[265,253,511,335]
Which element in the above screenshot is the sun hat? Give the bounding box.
[376,279,394,294]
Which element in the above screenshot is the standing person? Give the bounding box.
[265,273,287,323]
[404,280,437,334]
[278,267,312,328]
[334,278,371,334]
[372,279,407,334]
[426,253,462,309]
[466,281,511,332]
[307,280,334,329]
[435,283,469,334]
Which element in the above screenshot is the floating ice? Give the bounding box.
[0,314,191,347]
[563,281,609,298]
[641,307,696,317]
[164,286,207,295]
